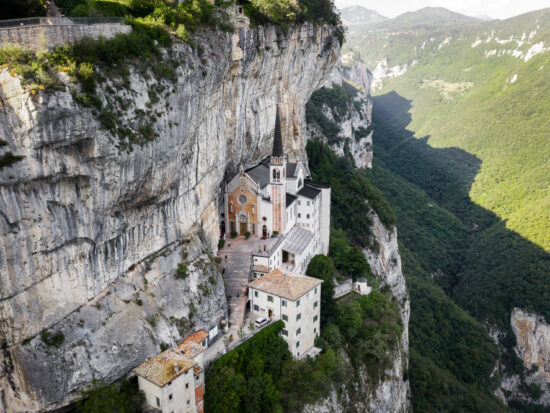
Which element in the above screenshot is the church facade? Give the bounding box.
[222,108,331,274]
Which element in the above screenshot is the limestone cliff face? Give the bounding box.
[0,23,340,411]
[363,211,410,412]
[370,58,417,91]
[301,211,410,413]
[306,53,373,169]
[499,308,550,405]
[303,54,410,412]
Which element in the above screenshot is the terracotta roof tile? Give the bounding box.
[133,349,196,388]
[176,340,206,359]
[182,330,208,344]
[252,265,270,273]
[248,269,323,301]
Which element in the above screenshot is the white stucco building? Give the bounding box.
[133,349,201,413]
[222,107,331,274]
[134,330,209,413]
[248,269,322,358]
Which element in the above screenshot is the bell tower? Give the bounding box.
[270,106,287,234]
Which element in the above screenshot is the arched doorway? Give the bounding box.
[262,225,267,238]
[239,214,248,236]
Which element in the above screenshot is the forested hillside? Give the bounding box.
[343,6,550,411]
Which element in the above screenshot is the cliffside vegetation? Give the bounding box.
[341,7,550,411]
[205,282,402,413]
[306,138,395,250]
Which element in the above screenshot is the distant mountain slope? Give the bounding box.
[373,7,479,31]
[339,5,387,26]
[345,6,550,410]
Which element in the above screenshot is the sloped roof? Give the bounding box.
[248,268,322,301]
[177,340,206,359]
[282,226,314,256]
[133,349,196,388]
[287,163,298,177]
[246,163,270,189]
[297,184,321,199]
[182,330,208,344]
[286,193,297,207]
[305,179,330,189]
[273,107,284,156]
[252,265,270,273]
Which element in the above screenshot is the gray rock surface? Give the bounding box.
[0,23,340,411]
[302,53,410,412]
[307,52,374,168]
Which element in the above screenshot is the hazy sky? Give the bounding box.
[334,0,549,19]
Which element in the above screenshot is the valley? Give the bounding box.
[342,5,550,412]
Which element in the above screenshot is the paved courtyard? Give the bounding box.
[218,236,281,336]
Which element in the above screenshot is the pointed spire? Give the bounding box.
[272,106,284,157]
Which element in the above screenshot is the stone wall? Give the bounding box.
[0,23,131,50]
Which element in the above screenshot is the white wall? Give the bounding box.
[249,283,321,358]
[138,367,197,413]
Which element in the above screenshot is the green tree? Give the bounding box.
[77,379,144,413]
[250,0,299,24]
[306,255,337,326]
[341,246,372,282]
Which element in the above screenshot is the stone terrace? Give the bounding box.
[219,236,281,335]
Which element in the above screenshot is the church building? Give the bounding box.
[222,107,331,273]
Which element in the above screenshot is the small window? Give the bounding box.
[307,214,310,219]
[254,304,259,311]
[296,313,301,321]
[307,201,310,206]
[187,400,190,405]
[314,301,318,308]
[282,329,288,336]
[314,327,317,334]
[156,397,160,407]
[315,287,318,294]
[168,381,172,386]
[296,341,300,348]
[298,200,301,205]
[267,295,274,303]
[296,299,300,307]
[169,394,173,401]
[298,213,301,218]
[313,315,318,322]
[282,299,287,307]
[186,383,189,389]
[296,327,301,335]
[254,291,258,297]
[282,314,288,321]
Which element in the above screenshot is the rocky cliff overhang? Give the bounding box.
[0,23,340,411]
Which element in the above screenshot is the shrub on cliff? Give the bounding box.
[305,255,337,327]
[77,378,144,413]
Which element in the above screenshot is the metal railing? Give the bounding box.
[0,16,124,29]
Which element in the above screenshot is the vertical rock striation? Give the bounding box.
[505,308,550,405]
[303,53,410,412]
[306,52,374,169]
[0,23,340,411]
